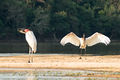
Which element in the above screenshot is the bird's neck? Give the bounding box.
[24,29,30,33]
[83,34,85,41]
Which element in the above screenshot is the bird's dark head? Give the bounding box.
[17,28,30,34]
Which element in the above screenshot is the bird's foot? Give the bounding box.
[28,60,31,63]
[28,60,33,63]
[79,57,82,59]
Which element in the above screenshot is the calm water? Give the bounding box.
[0,41,120,55]
[0,68,120,80]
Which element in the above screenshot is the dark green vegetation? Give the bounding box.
[0,0,120,40]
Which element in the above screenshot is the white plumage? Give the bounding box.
[18,28,37,63]
[60,32,80,46]
[86,32,110,46]
[25,31,37,53]
[60,32,110,50]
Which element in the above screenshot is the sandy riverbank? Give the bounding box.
[0,54,120,72]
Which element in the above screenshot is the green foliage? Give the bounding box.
[0,0,120,40]
[31,6,50,35]
[0,0,27,38]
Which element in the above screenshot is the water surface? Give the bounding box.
[0,41,120,55]
[0,68,120,80]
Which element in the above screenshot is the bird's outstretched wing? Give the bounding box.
[86,32,110,46]
[60,32,81,46]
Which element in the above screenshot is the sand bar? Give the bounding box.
[0,54,120,72]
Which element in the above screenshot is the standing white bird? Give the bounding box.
[18,28,37,63]
[60,32,110,57]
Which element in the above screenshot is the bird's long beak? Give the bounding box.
[17,28,25,34]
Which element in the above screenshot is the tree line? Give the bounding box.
[0,0,120,41]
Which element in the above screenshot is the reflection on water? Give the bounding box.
[0,68,120,80]
[0,41,120,55]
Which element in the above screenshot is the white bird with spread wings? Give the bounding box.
[60,32,110,56]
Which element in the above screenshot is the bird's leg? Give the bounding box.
[31,51,33,63]
[79,49,82,59]
[84,48,86,55]
[28,47,32,63]
[81,49,82,55]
